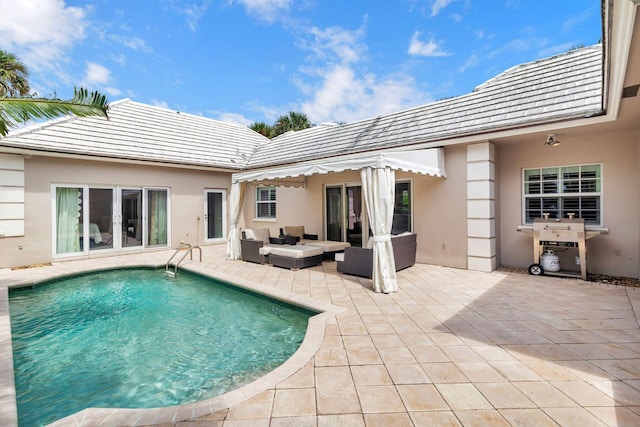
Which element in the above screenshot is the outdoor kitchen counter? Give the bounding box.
[517,225,609,239]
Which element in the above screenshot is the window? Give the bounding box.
[523,164,602,225]
[256,186,276,219]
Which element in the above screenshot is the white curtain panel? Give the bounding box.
[226,181,246,260]
[361,167,398,293]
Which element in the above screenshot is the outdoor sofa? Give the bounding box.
[241,227,321,268]
[241,226,353,269]
[336,232,417,278]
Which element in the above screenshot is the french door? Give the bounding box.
[53,185,169,257]
[204,189,226,242]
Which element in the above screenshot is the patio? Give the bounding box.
[2,245,640,426]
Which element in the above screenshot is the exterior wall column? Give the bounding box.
[467,142,496,272]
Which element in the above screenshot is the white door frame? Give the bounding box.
[204,188,227,243]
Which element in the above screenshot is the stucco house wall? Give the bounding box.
[497,128,640,278]
[411,144,468,269]
[0,156,231,268]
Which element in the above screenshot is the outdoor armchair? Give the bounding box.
[336,233,417,279]
[241,228,271,264]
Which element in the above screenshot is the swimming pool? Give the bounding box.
[9,268,315,426]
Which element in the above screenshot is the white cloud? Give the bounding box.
[300,64,432,123]
[104,87,122,97]
[459,54,479,72]
[109,35,153,53]
[215,112,253,126]
[431,0,455,17]
[163,0,212,30]
[0,0,88,72]
[152,99,170,109]
[488,37,548,58]
[112,54,127,66]
[230,0,292,24]
[182,0,212,31]
[301,25,367,64]
[82,62,111,87]
[264,21,432,124]
[562,6,596,32]
[408,32,451,57]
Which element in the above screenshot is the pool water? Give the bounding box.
[10,268,314,426]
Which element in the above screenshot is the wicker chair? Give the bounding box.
[283,226,318,243]
[240,230,270,264]
[336,233,417,278]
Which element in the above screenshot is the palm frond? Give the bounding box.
[0,87,108,137]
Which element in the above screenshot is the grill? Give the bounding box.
[519,217,607,280]
[532,218,586,279]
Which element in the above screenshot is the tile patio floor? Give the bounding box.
[2,245,640,426]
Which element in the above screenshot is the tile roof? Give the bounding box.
[1,99,269,170]
[247,45,604,168]
[1,45,604,171]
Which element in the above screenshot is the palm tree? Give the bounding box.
[273,111,312,137]
[0,50,30,97]
[250,121,274,138]
[0,50,109,137]
[0,87,109,137]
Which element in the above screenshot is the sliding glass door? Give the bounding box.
[325,184,365,247]
[55,187,83,255]
[121,189,143,249]
[147,189,168,247]
[346,185,364,247]
[325,186,342,242]
[324,180,412,247]
[88,188,114,251]
[53,185,169,257]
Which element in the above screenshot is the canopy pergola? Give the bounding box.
[226,148,446,293]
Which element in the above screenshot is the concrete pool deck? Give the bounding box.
[2,245,640,426]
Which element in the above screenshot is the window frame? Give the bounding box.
[255,186,276,220]
[522,163,603,226]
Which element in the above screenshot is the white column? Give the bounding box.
[467,142,496,272]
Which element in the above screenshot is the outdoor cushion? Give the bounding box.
[268,245,323,259]
[245,228,270,244]
[334,252,345,262]
[393,231,412,237]
[258,246,273,256]
[284,225,305,238]
[304,240,351,252]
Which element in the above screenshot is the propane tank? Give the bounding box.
[540,250,560,272]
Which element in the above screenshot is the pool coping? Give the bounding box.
[0,254,346,427]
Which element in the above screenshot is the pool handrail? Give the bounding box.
[165,244,202,275]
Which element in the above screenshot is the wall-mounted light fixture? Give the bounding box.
[545,134,560,147]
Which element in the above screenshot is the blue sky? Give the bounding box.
[0,0,602,126]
